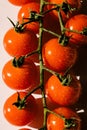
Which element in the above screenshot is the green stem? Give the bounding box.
[43,66,59,76]
[38,0,48,128]
[42,27,60,37]
[23,85,41,101]
[57,9,65,33]
[24,49,39,58]
[64,27,83,34]
[45,108,79,129]
[46,108,66,121]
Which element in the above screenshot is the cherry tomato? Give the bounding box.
[47,107,81,130]
[47,0,81,22]
[65,14,87,46]
[3,28,38,57]
[45,74,81,106]
[2,58,39,90]
[8,0,40,6]
[17,2,40,34]
[42,38,78,73]
[8,0,34,6]
[3,92,37,126]
[19,128,31,130]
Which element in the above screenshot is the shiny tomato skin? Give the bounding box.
[8,0,40,6]
[2,59,38,90]
[47,107,81,130]
[42,38,77,73]
[3,92,37,126]
[47,0,81,22]
[19,128,31,130]
[8,0,32,6]
[65,14,87,46]
[45,75,81,106]
[18,2,40,34]
[3,28,38,57]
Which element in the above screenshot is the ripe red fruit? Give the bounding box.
[19,128,31,130]
[2,58,39,90]
[47,0,81,22]
[47,107,81,130]
[45,74,81,106]
[8,0,34,6]
[3,28,38,57]
[42,38,78,73]
[3,92,37,126]
[65,14,87,46]
[17,2,40,34]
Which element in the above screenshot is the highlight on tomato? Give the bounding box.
[42,38,78,73]
[2,58,39,90]
[17,2,40,34]
[3,92,37,126]
[47,107,81,130]
[3,27,38,57]
[65,14,87,46]
[45,74,81,106]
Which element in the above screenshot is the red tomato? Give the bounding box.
[3,92,37,126]
[42,38,78,73]
[65,14,87,46]
[8,0,40,6]
[47,107,81,130]
[17,2,40,34]
[3,28,38,57]
[45,74,81,106]
[19,128,31,130]
[2,58,39,90]
[47,0,81,22]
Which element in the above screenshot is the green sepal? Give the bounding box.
[58,74,72,86]
[29,11,43,22]
[12,92,26,109]
[59,34,70,46]
[82,27,87,35]
[7,17,24,33]
[12,56,25,67]
[61,2,76,15]
[64,118,76,129]
[61,2,71,15]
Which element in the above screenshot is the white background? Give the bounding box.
[0,1,87,130]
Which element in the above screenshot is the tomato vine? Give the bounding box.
[2,0,87,130]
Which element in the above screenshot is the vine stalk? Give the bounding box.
[38,0,48,128]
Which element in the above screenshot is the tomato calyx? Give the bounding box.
[82,27,87,36]
[29,11,43,22]
[61,2,76,16]
[12,56,25,67]
[20,11,43,28]
[64,118,77,129]
[12,92,26,109]
[58,74,72,86]
[7,17,25,32]
[59,33,70,46]
[61,2,71,15]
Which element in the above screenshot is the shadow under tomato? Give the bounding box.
[72,45,87,130]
